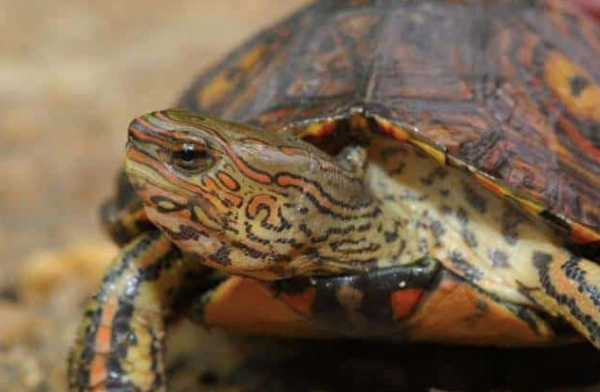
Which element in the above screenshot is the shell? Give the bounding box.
[179,0,600,245]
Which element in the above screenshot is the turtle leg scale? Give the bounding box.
[68,229,207,392]
[529,252,600,348]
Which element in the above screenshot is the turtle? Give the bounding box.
[68,0,600,391]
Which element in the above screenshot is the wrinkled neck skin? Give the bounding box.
[126,110,407,280]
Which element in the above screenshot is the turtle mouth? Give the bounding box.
[124,141,189,199]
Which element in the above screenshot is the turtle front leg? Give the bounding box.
[68,229,206,392]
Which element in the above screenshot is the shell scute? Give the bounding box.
[181,0,600,241]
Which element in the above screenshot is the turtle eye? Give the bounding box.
[171,143,214,172]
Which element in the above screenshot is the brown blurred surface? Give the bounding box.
[0,0,310,284]
[3,1,600,392]
[0,1,310,391]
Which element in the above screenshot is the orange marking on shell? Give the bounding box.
[516,31,539,66]
[544,51,600,122]
[476,171,546,220]
[375,117,446,163]
[217,171,240,191]
[197,72,235,106]
[411,138,447,165]
[280,287,317,317]
[300,120,337,139]
[204,277,327,338]
[474,173,507,197]
[507,193,545,215]
[197,44,268,106]
[390,288,423,320]
[374,117,409,142]
[559,117,600,166]
[571,222,600,244]
[405,278,555,346]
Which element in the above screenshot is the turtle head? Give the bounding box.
[125,109,375,279]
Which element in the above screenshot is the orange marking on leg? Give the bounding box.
[89,294,118,387]
[94,325,111,353]
[89,357,109,389]
[390,288,423,320]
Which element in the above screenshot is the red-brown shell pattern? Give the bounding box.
[178,0,600,245]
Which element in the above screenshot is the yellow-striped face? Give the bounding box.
[125,109,382,280]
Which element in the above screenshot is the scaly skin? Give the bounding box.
[68,230,209,392]
[125,109,600,346]
[125,109,406,280]
[70,109,600,392]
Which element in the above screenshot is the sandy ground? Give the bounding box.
[2,0,600,391]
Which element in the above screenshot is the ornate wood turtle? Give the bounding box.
[69,0,600,391]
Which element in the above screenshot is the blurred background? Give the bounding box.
[0,1,311,391]
[1,1,600,392]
